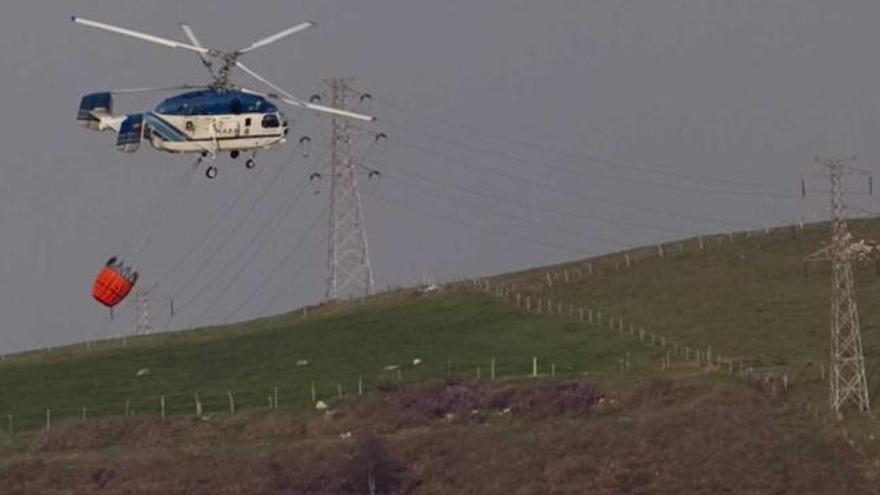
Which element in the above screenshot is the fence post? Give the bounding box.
[526,296,531,311]
[476,367,482,381]
[532,357,538,377]
[45,409,51,432]
[81,406,87,421]
[491,358,496,381]
[274,386,279,409]
[625,253,632,268]
[551,363,556,377]
[124,399,130,417]
[310,381,317,404]
[194,393,203,417]
[160,395,166,420]
[227,390,235,414]
[337,384,344,399]
[699,236,705,250]
[564,269,570,283]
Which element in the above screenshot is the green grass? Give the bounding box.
[0,292,662,431]
[5,217,880,452]
[493,218,880,454]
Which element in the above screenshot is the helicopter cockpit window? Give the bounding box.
[262,114,280,128]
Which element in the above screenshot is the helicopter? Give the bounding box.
[72,16,375,179]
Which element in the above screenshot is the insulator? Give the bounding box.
[368,170,381,180]
[309,172,323,194]
[359,93,373,103]
[309,94,322,103]
[299,135,312,158]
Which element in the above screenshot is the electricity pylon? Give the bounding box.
[325,78,375,300]
[805,157,871,415]
[135,288,151,335]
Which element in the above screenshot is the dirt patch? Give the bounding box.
[323,377,603,435]
[0,378,877,495]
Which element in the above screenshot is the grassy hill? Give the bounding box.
[0,291,662,431]
[3,218,880,493]
[4,219,880,426]
[496,219,880,394]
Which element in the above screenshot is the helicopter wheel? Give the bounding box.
[230,150,240,159]
[245,158,256,170]
[205,166,219,179]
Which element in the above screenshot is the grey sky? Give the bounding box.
[1,1,879,353]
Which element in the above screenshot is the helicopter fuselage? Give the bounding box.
[79,89,288,155]
[144,110,287,154]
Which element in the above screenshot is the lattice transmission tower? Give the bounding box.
[135,288,151,335]
[325,78,375,300]
[805,157,871,415]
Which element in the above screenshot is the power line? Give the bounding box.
[380,169,631,248]
[374,160,700,237]
[370,192,595,256]
[383,119,800,199]
[167,142,312,306]
[187,171,320,325]
[224,206,329,322]
[171,145,332,318]
[348,87,801,194]
[392,138,758,229]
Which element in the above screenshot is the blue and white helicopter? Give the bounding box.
[73,17,375,178]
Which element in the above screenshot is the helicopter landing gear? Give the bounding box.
[230,150,240,159]
[205,165,219,179]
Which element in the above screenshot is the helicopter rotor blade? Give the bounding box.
[240,87,377,122]
[179,23,215,74]
[72,17,211,55]
[110,84,210,95]
[237,21,315,55]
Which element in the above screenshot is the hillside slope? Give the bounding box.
[494,219,880,391]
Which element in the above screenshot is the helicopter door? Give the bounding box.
[116,113,143,153]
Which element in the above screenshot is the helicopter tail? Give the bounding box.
[116,113,143,153]
[77,92,125,132]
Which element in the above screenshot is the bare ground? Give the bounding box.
[0,377,876,495]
